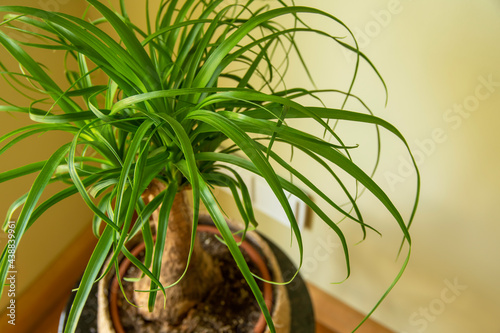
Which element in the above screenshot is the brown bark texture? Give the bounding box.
[133,180,222,325]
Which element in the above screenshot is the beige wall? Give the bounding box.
[216,1,500,333]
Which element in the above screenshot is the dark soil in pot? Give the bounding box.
[59,226,314,333]
[111,226,271,333]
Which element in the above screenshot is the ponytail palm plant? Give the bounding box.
[0,0,419,332]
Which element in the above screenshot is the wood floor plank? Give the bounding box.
[316,321,340,333]
[308,283,394,333]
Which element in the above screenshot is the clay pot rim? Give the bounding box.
[109,223,274,333]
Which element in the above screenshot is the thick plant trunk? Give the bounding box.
[133,180,222,325]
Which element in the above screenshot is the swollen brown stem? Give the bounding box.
[134,180,222,324]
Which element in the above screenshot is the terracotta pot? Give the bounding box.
[97,217,290,333]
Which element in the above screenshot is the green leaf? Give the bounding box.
[148,181,177,311]
[0,143,70,300]
[187,110,304,268]
[195,151,353,283]
[86,0,160,89]
[0,30,81,114]
[64,226,114,333]
[2,193,27,231]
[90,120,155,281]
[0,161,46,183]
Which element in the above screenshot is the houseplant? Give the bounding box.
[0,0,420,332]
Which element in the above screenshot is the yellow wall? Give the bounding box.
[0,0,92,309]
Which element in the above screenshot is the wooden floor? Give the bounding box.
[316,322,339,333]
